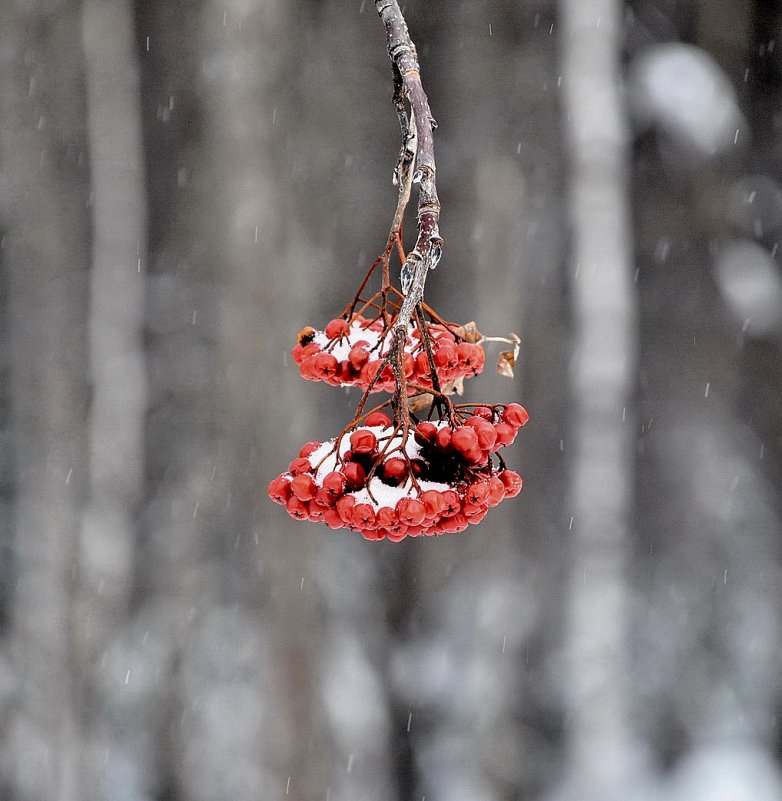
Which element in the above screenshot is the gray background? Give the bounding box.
[1,1,781,800]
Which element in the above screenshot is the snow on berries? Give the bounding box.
[291,315,485,392]
[267,405,528,541]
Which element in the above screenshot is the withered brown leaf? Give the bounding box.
[407,377,465,413]
[496,333,521,378]
[451,321,484,344]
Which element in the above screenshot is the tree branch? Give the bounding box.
[375,0,442,332]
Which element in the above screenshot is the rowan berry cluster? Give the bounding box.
[268,404,527,541]
[270,10,527,540]
[292,315,485,392]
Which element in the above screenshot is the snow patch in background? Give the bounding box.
[713,239,782,337]
[628,44,745,160]
[666,744,782,801]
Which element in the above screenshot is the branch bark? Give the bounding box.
[375,0,442,330]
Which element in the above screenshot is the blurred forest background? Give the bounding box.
[2,0,782,800]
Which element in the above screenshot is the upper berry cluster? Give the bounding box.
[292,315,485,393]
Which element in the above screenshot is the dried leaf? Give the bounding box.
[497,351,515,378]
[407,377,465,413]
[496,333,521,379]
[451,320,483,344]
[408,393,434,413]
[444,376,465,396]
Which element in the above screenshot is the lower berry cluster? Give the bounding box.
[268,404,527,541]
[291,316,485,392]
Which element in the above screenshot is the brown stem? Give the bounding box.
[375,0,442,373]
[376,0,442,269]
[415,302,444,404]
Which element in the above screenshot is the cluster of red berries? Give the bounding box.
[291,316,485,392]
[267,404,528,541]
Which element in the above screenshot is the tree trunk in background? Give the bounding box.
[556,0,648,798]
[628,3,782,797]
[194,1,332,798]
[78,1,149,796]
[0,4,89,799]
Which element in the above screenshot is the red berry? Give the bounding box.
[336,494,356,523]
[440,490,461,517]
[450,512,469,532]
[396,497,426,527]
[300,342,320,360]
[291,343,303,364]
[308,502,326,522]
[456,342,482,372]
[300,356,318,380]
[316,487,338,507]
[348,345,370,370]
[299,441,321,458]
[473,421,497,450]
[435,427,453,452]
[460,446,486,466]
[472,406,494,421]
[351,503,377,530]
[361,360,383,385]
[502,403,529,429]
[382,457,409,485]
[500,470,523,497]
[402,352,416,378]
[414,422,437,446]
[325,318,350,339]
[343,461,367,490]
[461,501,486,519]
[365,411,392,428]
[487,476,505,506]
[323,508,343,529]
[267,475,292,505]
[361,529,385,541]
[290,473,317,501]
[440,516,460,534]
[434,344,458,370]
[410,459,427,478]
[379,362,394,384]
[421,489,446,519]
[414,351,430,376]
[385,529,408,543]
[312,352,339,379]
[349,429,377,455]
[451,426,479,454]
[338,360,359,383]
[376,507,397,529]
[286,496,310,520]
[494,423,516,448]
[289,457,313,476]
[465,482,490,505]
[321,471,346,499]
